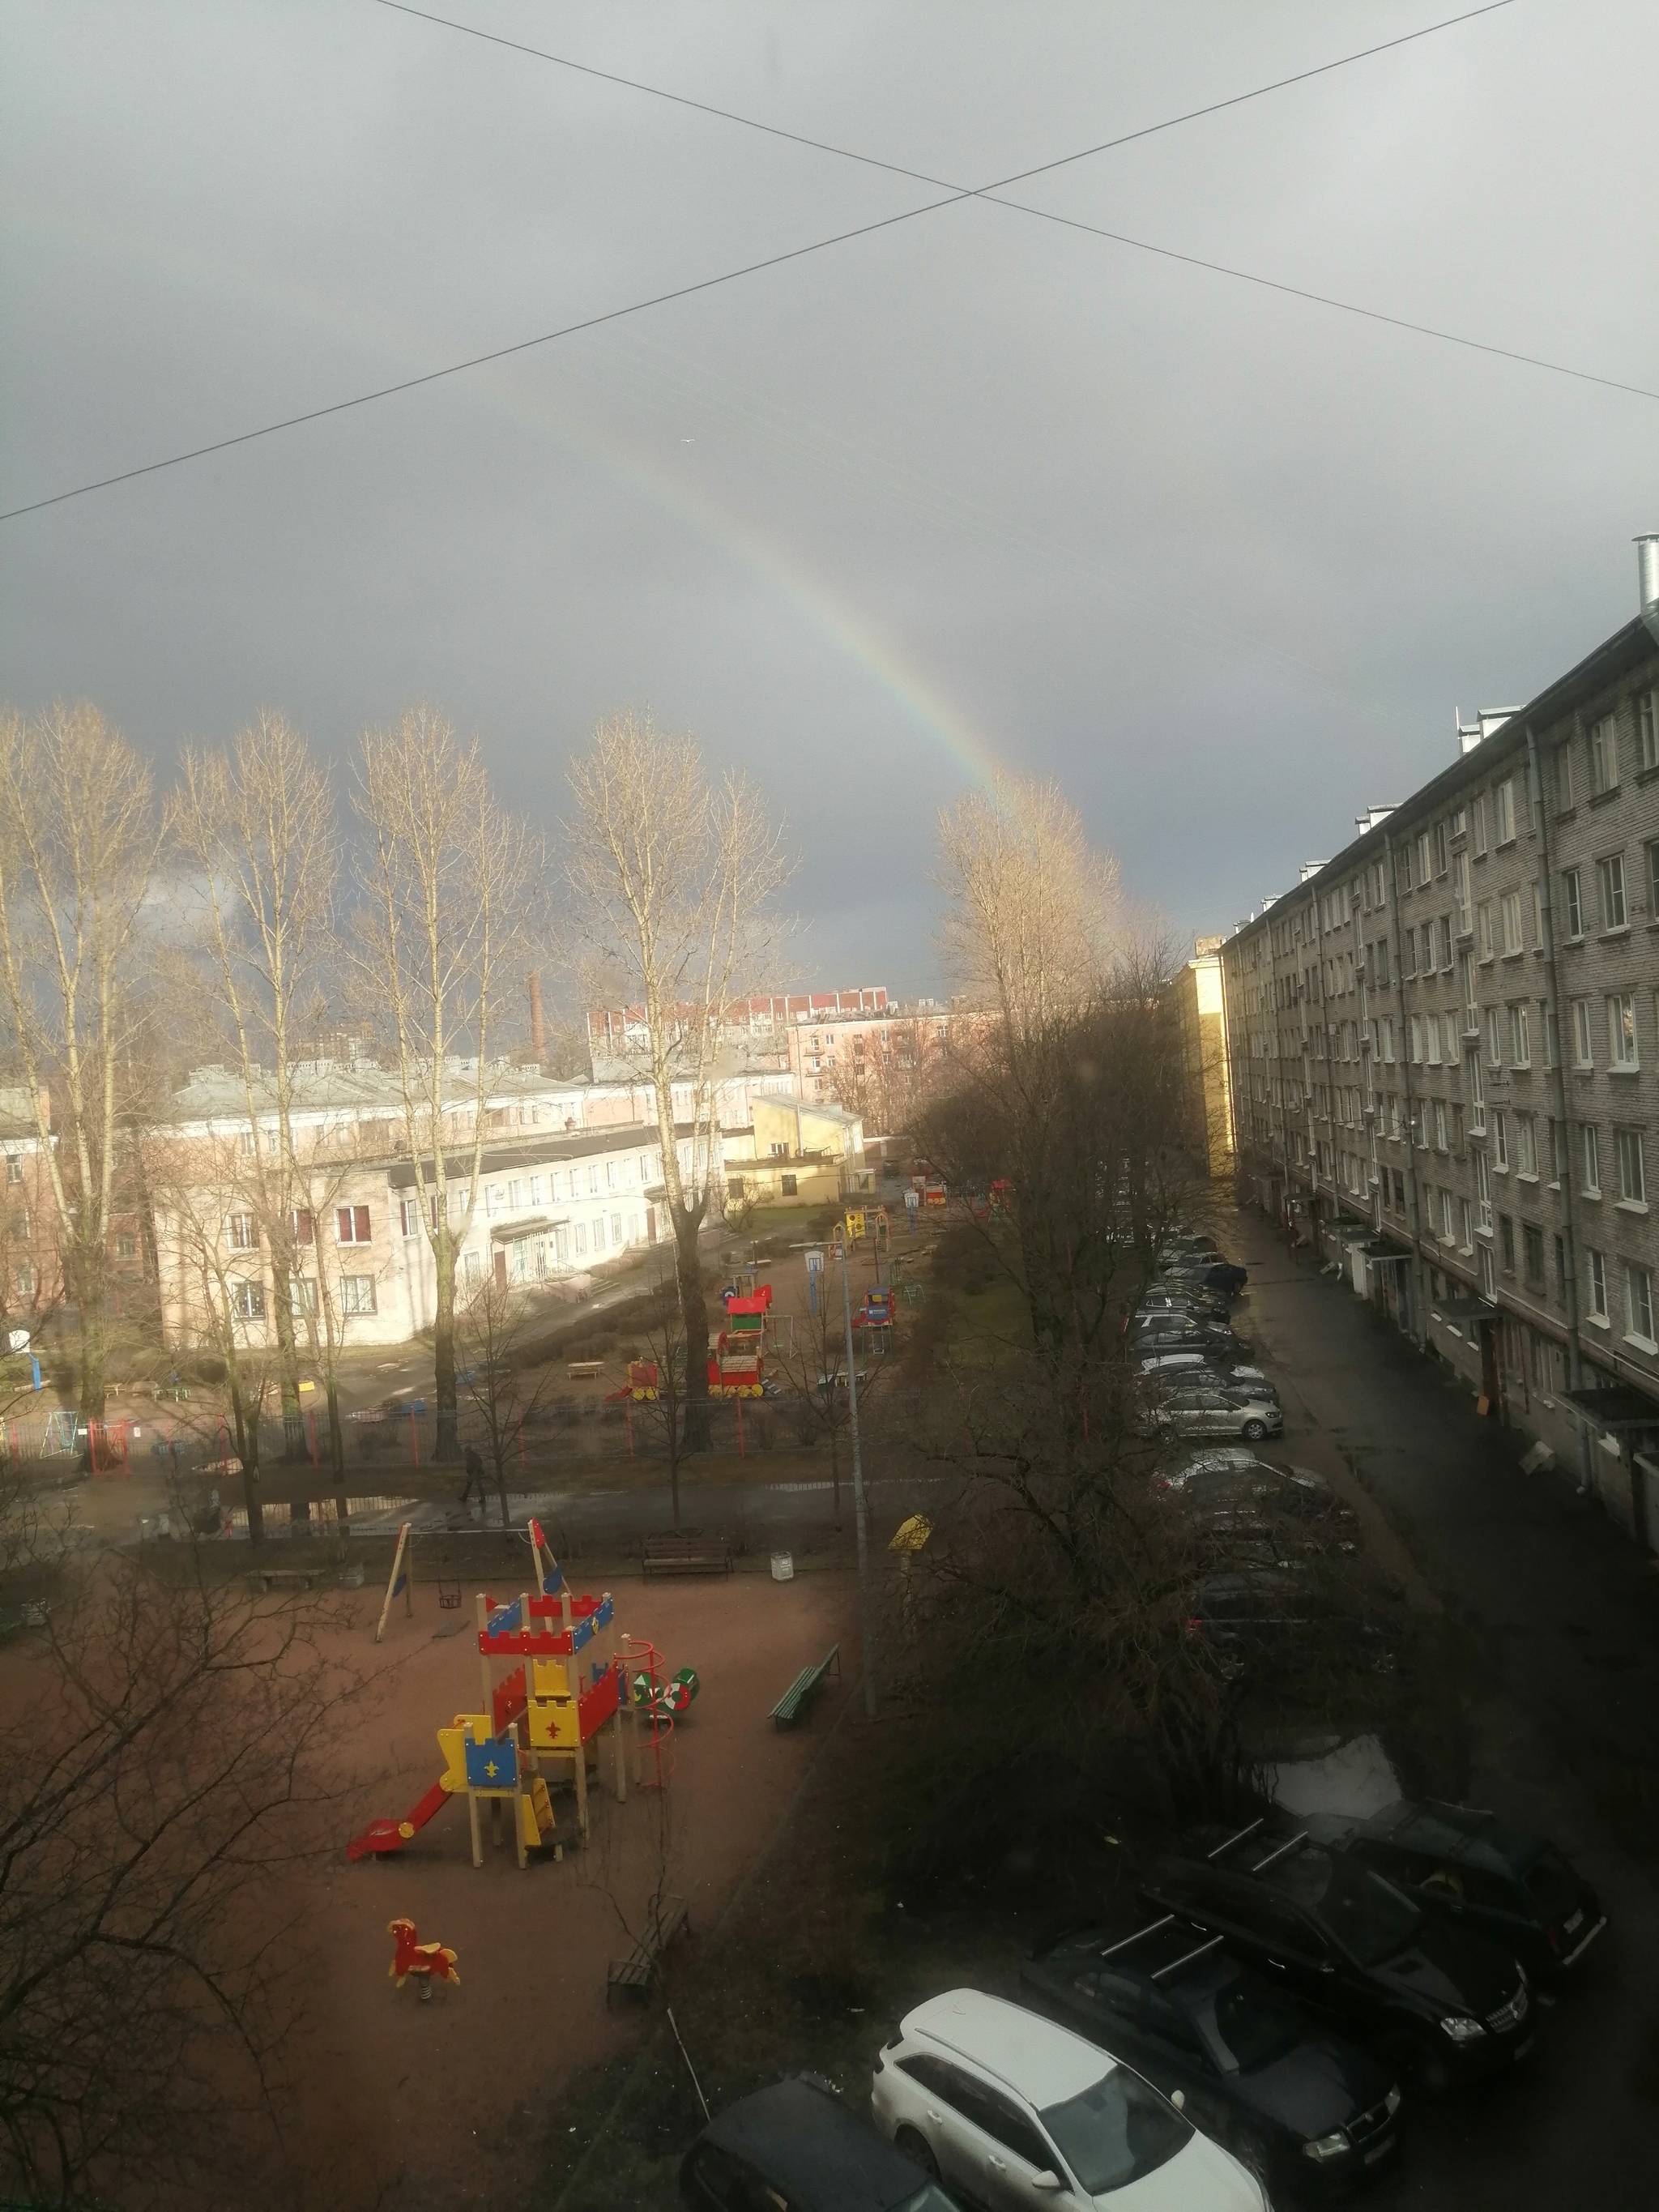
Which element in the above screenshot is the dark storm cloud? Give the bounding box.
[3,0,1656,991]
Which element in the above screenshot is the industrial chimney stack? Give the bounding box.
[528,970,545,1064]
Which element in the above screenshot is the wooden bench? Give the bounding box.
[605,1893,690,2005]
[771,1644,841,1729]
[566,1359,604,1381]
[642,1533,731,1579]
[245,1567,320,1595]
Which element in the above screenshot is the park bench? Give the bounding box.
[770,1644,841,1730]
[605,1893,690,2005]
[566,1359,604,1381]
[642,1532,732,1579]
[245,1566,321,1595]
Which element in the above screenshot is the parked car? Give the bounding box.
[1154,1386,1283,1441]
[872,1988,1268,2210]
[1136,1322,1247,1358]
[1021,1919,1401,2193]
[1139,1287,1232,1323]
[1141,1821,1535,2095]
[1138,1354,1275,1394]
[1199,1262,1249,1296]
[1313,1800,1606,1987]
[1160,1454,1352,1525]
[680,2076,963,2212]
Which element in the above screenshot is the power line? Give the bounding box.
[6,2,1649,525]
[371,0,1520,202]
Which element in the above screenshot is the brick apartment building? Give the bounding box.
[1221,541,1659,1543]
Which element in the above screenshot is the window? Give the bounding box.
[1648,839,1659,924]
[1639,689,1657,772]
[1453,1101,1465,1148]
[1434,1100,1448,1150]
[399,1198,420,1240]
[484,1184,501,1217]
[1581,1123,1601,1195]
[337,1204,371,1244]
[1597,853,1627,929]
[290,1278,318,1315]
[1434,820,1448,877]
[1516,1112,1537,1177]
[289,1206,313,1245]
[1485,1007,1503,1068]
[1572,998,1594,1065]
[1608,992,1638,1070]
[611,1212,624,1246]
[340,1274,377,1316]
[1550,1120,1568,1182]
[1426,1017,1442,1067]
[591,1215,606,1252]
[605,1160,618,1191]
[230,1279,265,1321]
[1472,793,1488,856]
[1588,712,1618,795]
[1524,1223,1545,1287]
[463,1248,482,1283]
[1555,741,1575,811]
[241,1128,256,1156]
[1555,1233,1567,1294]
[588,1166,600,1195]
[4,1154,19,1184]
[1476,1146,1493,1232]
[1561,868,1584,939]
[1395,1168,1408,1211]
[779,1171,798,1196]
[1416,829,1432,883]
[507,1179,523,1208]
[1615,1127,1646,1205]
[1499,1215,1516,1274]
[1459,952,1477,1030]
[1460,1197,1473,1249]
[227,1212,257,1251]
[1493,1109,1508,1172]
[529,1176,543,1205]
[1375,936,1390,984]
[1629,1263,1657,1347]
[1478,1243,1495,1298]
[1501,890,1524,954]
[1508,1004,1530,1065]
[114,1232,136,1260]
[1585,1247,1608,1322]
[1438,916,1453,968]
[1453,852,1472,934]
[1494,779,1516,843]
[1469,1049,1486,1132]
[1477,900,1495,960]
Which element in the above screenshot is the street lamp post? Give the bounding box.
[838,1236,877,1716]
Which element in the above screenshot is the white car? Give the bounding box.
[872,1989,1269,2210]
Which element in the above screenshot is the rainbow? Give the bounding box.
[11,195,1009,792]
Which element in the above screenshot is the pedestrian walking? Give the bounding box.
[459,1445,488,1509]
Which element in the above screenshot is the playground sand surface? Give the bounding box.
[290,1566,856,2212]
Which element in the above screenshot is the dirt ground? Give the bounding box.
[291,1565,856,2212]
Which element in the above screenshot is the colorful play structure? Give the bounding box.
[710,1282,771,1396]
[348,1520,697,1871]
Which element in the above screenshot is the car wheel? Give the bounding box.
[895,2128,940,2180]
[1242,1419,1267,1441]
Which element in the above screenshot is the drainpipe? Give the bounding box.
[1384,831,1431,1349]
[1525,721,1593,1492]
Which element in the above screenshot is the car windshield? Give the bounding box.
[1519,1846,1581,1924]
[1040,2068,1192,2196]
[1267,1846,1422,1965]
[1194,1968,1308,2073]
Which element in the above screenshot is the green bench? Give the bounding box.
[606,1892,690,2005]
[771,1643,841,1730]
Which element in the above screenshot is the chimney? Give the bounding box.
[528,970,545,1062]
[1638,533,1659,617]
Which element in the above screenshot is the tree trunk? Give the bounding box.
[326,1380,349,1535]
[674,1208,710,1454]
[230,1377,264,1548]
[75,1258,107,1420]
[433,1260,459,1462]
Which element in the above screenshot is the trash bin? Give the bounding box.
[770,1550,795,1582]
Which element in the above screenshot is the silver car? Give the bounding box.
[1155,1386,1283,1442]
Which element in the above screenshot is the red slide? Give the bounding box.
[346,1778,450,1861]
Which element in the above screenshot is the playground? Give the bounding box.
[288,1556,855,2209]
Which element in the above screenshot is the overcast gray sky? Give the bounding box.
[4,1,1657,997]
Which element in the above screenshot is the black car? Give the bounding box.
[1200,1262,1250,1295]
[1313,1801,1606,1987]
[1021,1919,1401,2193]
[680,2077,962,2212]
[1141,1822,1534,2095]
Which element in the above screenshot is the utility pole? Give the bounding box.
[838,1233,877,1716]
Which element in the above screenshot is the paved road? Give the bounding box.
[1230,1206,1659,2208]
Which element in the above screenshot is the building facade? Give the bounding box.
[1222,557,1659,1543]
[1171,941,1235,1180]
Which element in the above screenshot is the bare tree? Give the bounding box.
[629,1274,693,1528]
[0,1553,356,2209]
[565,711,790,1449]
[0,706,160,1417]
[171,714,341,1523]
[936,774,1120,1048]
[355,707,535,1460]
[454,1273,557,1528]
